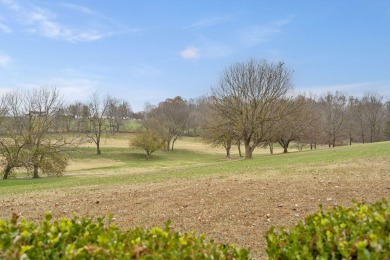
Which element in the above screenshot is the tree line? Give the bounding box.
[137,59,390,159]
[1,59,389,178]
[0,88,138,179]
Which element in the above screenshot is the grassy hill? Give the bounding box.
[1,137,389,258]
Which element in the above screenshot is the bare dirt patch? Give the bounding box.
[1,158,389,258]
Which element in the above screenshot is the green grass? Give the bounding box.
[122,119,142,132]
[1,141,390,197]
[68,146,222,169]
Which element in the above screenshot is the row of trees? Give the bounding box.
[137,59,390,159]
[1,59,389,177]
[0,88,138,179]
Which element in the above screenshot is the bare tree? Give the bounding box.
[86,93,111,155]
[201,104,235,159]
[362,92,385,143]
[319,92,347,147]
[344,96,358,145]
[186,98,201,138]
[107,98,132,134]
[188,96,212,140]
[211,59,293,159]
[66,101,87,132]
[144,96,190,151]
[353,99,369,144]
[301,96,323,150]
[0,92,29,179]
[0,87,74,179]
[384,101,390,140]
[274,96,310,153]
[25,87,67,178]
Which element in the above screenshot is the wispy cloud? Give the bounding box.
[240,16,293,46]
[60,2,97,16]
[185,15,232,30]
[179,46,200,59]
[0,0,20,11]
[60,2,141,35]
[0,54,11,67]
[0,0,135,42]
[0,22,11,33]
[24,6,106,42]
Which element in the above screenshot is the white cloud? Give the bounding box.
[0,54,11,66]
[0,0,133,42]
[0,0,20,11]
[0,22,11,33]
[23,7,105,42]
[240,16,293,46]
[179,46,200,59]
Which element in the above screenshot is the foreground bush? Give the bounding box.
[0,213,248,259]
[266,199,389,259]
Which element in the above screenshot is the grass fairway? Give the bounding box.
[1,138,390,258]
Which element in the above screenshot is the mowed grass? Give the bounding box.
[1,138,390,197]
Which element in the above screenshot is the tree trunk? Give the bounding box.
[165,140,171,151]
[237,140,243,157]
[226,147,231,159]
[310,142,313,150]
[244,139,253,159]
[278,140,289,153]
[269,142,274,155]
[333,131,338,147]
[3,164,12,179]
[370,127,374,143]
[96,140,101,155]
[171,136,178,151]
[33,165,39,178]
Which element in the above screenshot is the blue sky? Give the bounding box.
[1,0,389,111]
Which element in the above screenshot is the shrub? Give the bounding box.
[0,212,248,259]
[266,199,389,259]
[131,127,163,159]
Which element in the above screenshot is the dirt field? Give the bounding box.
[1,156,389,258]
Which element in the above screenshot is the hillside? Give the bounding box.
[1,138,389,258]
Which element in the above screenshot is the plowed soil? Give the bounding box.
[1,157,389,258]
